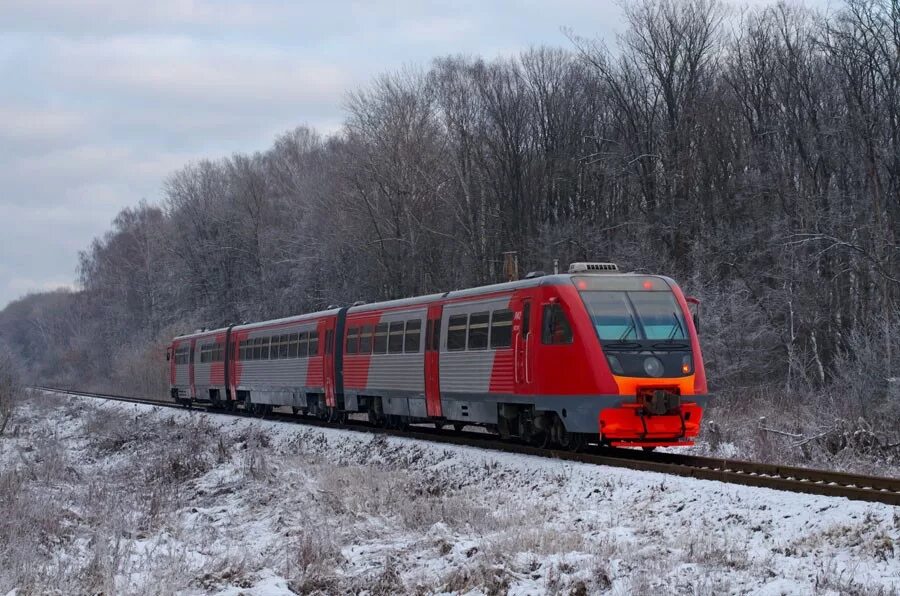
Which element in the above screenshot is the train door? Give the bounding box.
[513,295,533,392]
[188,338,197,399]
[167,344,176,387]
[425,303,443,417]
[322,318,337,407]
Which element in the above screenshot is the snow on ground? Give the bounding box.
[1,391,898,595]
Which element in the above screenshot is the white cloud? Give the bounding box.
[0,106,86,143]
[47,35,350,106]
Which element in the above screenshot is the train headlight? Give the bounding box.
[681,355,693,375]
[643,356,664,377]
[607,355,624,375]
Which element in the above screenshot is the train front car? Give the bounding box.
[563,263,708,448]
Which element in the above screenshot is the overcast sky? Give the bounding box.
[0,0,830,310]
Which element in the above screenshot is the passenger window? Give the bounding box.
[404,319,421,353]
[447,315,467,351]
[298,332,308,358]
[279,335,290,359]
[288,333,299,358]
[373,323,388,354]
[490,309,513,349]
[262,337,272,359]
[359,325,373,354]
[467,312,489,350]
[346,327,359,354]
[542,304,573,345]
[308,331,319,356]
[388,321,405,354]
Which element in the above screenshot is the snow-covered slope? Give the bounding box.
[1,391,898,595]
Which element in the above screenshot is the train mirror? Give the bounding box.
[686,297,701,334]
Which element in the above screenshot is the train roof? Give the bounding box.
[172,270,671,340]
[173,308,342,340]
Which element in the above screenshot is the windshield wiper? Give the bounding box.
[618,319,637,341]
[603,341,642,350]
[651,342,690,350]
[666,312,685,340]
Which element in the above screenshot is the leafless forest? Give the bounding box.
[1,0,898,470]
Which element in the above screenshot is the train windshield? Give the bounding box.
[578,290,688,341]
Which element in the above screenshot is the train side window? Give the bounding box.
[270,336,280,360]
[388,321,405,354]
[467,312,489,350]
[308,331,319,356]
[214,342,223,362]
[288,333,299,358]
[447,315,467,351]
[373,323,388,354]
[263,337,273,360]
[297,332,308,358]
[490,309,513,349]
[346,327,359,354]
[359,325,373,354]
[404,319,421,353]
[280,335,290,359]
[542,304,573,345]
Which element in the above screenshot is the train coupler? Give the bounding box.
[637,388,681,415]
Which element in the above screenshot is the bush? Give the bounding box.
[0,344,21,436]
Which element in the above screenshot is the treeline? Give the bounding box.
[1,0,898,420]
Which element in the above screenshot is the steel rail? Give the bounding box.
[31,386,900,506]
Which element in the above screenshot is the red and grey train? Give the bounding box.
[167,263,708,449]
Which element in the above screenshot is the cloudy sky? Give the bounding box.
[0,0,829,310]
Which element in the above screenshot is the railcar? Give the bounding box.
[167,263,708,449]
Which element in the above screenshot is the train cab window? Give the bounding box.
[359,325,373,354]
[298,332,309,358]
[467,312,489,350]
[490,309,514,349]
[373,323,388,354]
[346,327,359,354]
[175,346,190,365]
[542,304,573,345]
[308,331,319,356]
[447,315,467,351]
[404,319,421,353]
[388,321,405,354]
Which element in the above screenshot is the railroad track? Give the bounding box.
[32,386,900,507]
